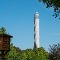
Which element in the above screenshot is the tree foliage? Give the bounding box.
[39,0,60,18]
[0,27,6,34]
[5,43,21,60]
[49,43,60,60]
[33,47,49,60]
[19,47,49,60]
[5,46,49,60]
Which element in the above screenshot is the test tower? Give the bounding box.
[34,12,40,48]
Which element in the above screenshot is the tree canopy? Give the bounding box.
[39,0,60,18]
[5,46,49,60]
[5,43,21,60]
[0,27,6,34]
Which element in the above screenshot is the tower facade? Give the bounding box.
[34,12,40,48]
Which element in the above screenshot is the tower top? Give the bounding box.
[34,12,39,19]
[36,12,38,14]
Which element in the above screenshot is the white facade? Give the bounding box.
[34,12,40,48]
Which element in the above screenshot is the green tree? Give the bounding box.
[39,0,60,18]
[49,43,60,60]
[25,49,35,60]
[0,27,6,34]
[20,49,34,60]
[20,47,49,60]
[5,43,21,60]
[33,47,49,60]
[5,45,49,60]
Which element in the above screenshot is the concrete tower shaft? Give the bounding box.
[34,12,40,48]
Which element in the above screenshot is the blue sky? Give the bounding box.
[0,0,60,51]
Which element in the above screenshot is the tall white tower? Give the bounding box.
[34,12,40,48]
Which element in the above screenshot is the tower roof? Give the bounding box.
[36,12,38,14]
[0,33,13,38]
